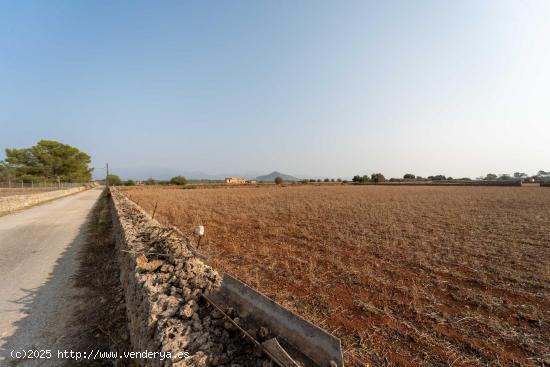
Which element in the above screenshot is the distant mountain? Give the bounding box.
[255,171,300,182]
[93,167,264,181]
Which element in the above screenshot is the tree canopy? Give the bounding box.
[170,176,188,185]
[371,173,386,182]
[106,174,122,186]
[3,140,92,182]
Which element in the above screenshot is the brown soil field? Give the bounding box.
[121,185,550,366]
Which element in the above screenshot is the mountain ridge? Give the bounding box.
[255,171,300,182]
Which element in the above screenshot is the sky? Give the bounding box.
[1,0,549,180]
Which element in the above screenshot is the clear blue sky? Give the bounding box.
[1,0,549,179]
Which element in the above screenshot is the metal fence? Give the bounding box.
[0,181,87,190]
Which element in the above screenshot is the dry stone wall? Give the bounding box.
[0,186,88,215]
[109,188,268,367]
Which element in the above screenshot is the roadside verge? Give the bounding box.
[0,185,94,216]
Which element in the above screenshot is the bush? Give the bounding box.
[19,174,44,183]
[170,176,188,185]
[124,179,136,186]
[404,173,415,179]
[324,178,330,182]
[145,178,157,185]
[274,176,283,185]
[371,173,385,183]
[353,174,371,183]
[107,174,122,186]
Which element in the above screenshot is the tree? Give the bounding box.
[124,179,136,186]
[0,161,16,181]
[371,173,385,183]
[107,174,122,186]
[145,178,157,185]
[274,176,283,185]
[484,173,498,181]
[498,174,512,181]
[4,140,92,182]
[352,175,362,183]
[170,176,188,185]
[403,173,415,179]
[514,172,528,179]
[429,175,447,181]
[324,178,330,182]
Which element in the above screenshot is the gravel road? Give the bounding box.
[0,188,102,366]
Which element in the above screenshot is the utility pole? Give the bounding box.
[106,162,109,188]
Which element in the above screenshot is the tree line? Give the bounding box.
[106,175,188,186]
[351,171,550,183]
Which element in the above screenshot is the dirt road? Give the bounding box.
[0,188,102,366]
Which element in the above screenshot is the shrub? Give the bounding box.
[353,175,371,183]
[404,173,415,179]
[124,179,136,186]
[274,176,283,185]
[145,177,157,185]
[371,173,385,183]
[170,176,188,186]
[19,174,44,183]
[107,174,122,186]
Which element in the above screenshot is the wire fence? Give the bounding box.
[0,181,90,197]
[0,181,87,189]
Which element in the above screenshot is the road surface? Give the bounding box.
[0,188,102,366]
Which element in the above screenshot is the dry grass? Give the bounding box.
[70,190,134,366]
[121,184,550,366]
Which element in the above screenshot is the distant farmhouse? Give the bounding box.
[225,177,248,184]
